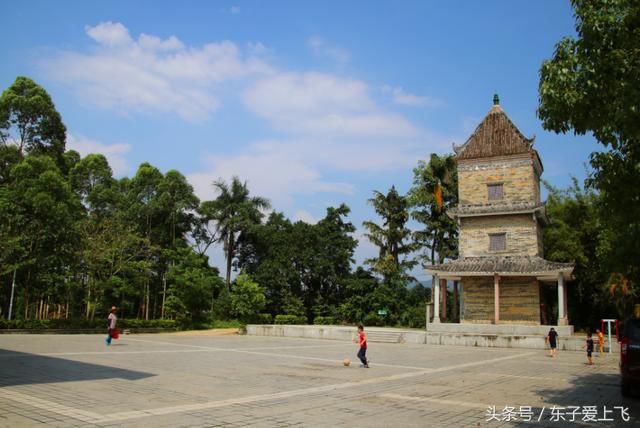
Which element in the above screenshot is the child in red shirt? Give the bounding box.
[356,324,369,368]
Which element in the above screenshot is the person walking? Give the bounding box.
[596,329,605,355]
[584,332,595,365]
[545,327,558,358]
[106,306,118,346]
[355,325,369,368]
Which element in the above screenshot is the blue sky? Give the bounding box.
[0,1,600,279]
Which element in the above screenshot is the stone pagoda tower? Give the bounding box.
[426,95,574,327]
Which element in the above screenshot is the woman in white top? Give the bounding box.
[106,306,117,346]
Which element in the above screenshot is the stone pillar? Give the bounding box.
[558,273,568,325]
[433,275,441,323]
[458,281,464,321]
[440,279,447,322]
[494,274,500,324]
[452,280,459,323]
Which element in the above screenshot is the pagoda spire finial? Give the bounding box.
[493,93,500,105]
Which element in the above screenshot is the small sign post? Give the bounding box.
[601,319,618,354]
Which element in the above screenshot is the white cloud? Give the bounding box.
[66,133,131,177]
[85,21,132,47]
[186,128,455,212]
[42,22,273,121]
[187,145,354,209]
[294,210,318,224]
[244,72,420,138]
[382,85,442,107]
[250,139,425,172]
[230,6,241,14]
[307,36,350,63]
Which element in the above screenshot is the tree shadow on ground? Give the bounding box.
[0,348,153,387]
[502,371,640,427]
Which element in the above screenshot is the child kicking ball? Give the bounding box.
[355,324,369,368]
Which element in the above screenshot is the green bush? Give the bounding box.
[0,318,178,330]
[400,306,426,329]
[313,316,336,325]
[274,314,307,325]
[363,313,385,327]
[118,319,178,329]
[231,273,266,322]
[212,287,233,320]
[253,313,273,324]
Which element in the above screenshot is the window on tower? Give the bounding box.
[487,183,503,201]
[489,233,506,251]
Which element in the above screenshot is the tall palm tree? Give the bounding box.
[407,153,458,267]
[201,176,270,290]
[362,186,416,282]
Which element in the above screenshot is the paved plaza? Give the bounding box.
[0,331,637,427]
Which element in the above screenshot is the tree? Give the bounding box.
[230,272,266,322]
[538,0,640,295]
[0,76,66,162]
[157,170,199,249]
[362,186,416,282]
[407,153,458,267]
[80,216,149,320]
[165,247,223,322]
[124,163,164,320]
[3,156,82,319]
[69,154,117,216]
[201,176,270,290]
[543,179,621,328]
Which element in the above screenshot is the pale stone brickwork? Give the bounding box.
[457,155,541,206]
[461,277,494,322]
[459,214,541,257]
[499,277,540,323]
[461,277,540,324]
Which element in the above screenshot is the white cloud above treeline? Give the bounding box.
[41,22,457,217]
[243,72,420,138]
[42,21,273,121]
[382,85,442,107]
[66,133,131,177]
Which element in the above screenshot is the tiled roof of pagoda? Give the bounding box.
[425,256,574,276]
[453,96,537,161]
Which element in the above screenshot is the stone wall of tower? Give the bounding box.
[461,276,540,324]
[457,154,540,206]
[459,214,541,257]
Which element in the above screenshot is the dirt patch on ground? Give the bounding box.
[165,328,239,336]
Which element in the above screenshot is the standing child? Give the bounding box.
[356,325,369,368]
[106,306,118,346]
[584,332,594,365]
[545,327,558,358]
[596,329,605,355]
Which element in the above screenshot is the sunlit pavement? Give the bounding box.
[0,332,637,427]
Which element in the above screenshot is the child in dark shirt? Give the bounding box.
[546,327,558,358]
[584,332,594,365]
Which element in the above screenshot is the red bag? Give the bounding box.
[110,327,119,339]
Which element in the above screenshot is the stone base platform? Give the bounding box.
[426,322,574,336]
[246,324,617,353]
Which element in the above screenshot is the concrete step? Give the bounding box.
[365,331,402,343]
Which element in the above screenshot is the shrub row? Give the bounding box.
[254,315,336,325]
[313,316,336,325]
[274,315,308,325]
[0,318,178,330]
